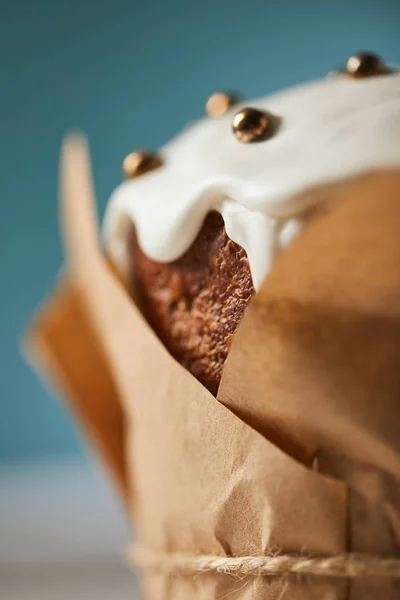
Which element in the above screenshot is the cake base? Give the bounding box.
[131,212,254,395]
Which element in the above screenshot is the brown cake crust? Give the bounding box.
[130,212,255,395]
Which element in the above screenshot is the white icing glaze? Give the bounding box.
[104,71,400,289]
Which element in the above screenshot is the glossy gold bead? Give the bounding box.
[232,107,279,143]
[206,92,239,117]
[346,52,386,78]
[122,151,162,179]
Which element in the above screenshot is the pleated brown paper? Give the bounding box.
[26,135,400,600]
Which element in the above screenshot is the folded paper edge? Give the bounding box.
[23,278,130,506]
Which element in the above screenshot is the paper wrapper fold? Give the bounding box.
[26,138,400,600]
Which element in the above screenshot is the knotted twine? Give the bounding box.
[131,547,400,579]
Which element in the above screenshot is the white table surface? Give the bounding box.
[0,459,138,599]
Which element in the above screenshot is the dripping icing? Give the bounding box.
[104,71,400,290]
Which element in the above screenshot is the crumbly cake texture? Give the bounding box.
[131,212,254,395]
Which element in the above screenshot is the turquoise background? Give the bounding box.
[1,0,399,461]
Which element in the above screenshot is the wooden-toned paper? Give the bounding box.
[26,137,400,599]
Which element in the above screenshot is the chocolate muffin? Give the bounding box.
[131,212,254,395]
[104,60,400,395]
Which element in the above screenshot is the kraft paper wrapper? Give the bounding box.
[26,137,400,600]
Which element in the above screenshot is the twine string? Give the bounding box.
[131,548,400,579]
